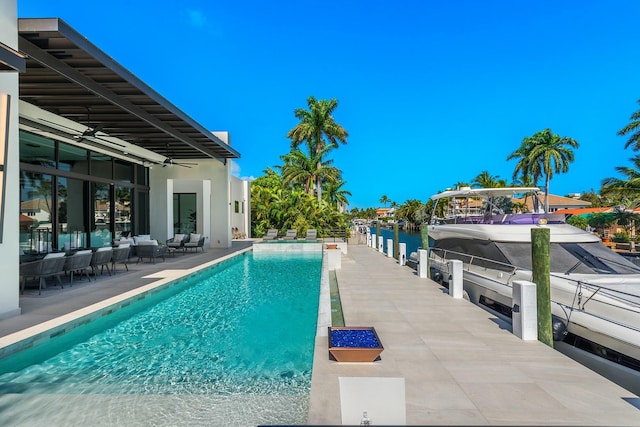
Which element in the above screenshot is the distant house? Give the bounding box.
[514,193,591,213]
[376,208,394,218]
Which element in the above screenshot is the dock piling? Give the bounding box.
[531,227,553,346]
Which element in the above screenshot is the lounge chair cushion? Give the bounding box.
[137,239,158,246]
[75,250,93,255]
[189,233,201,243]
[133,235,151,245]
[96,246,112,252]
[173,234,185,243]
[43,252,66,259]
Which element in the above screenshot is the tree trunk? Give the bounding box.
[544,174,550,213]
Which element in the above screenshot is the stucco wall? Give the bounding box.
[149,159,231,248]
[0,0,22,319]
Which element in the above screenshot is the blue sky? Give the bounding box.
[18,0,640,208]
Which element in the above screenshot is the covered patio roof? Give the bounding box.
[17,18,239,162]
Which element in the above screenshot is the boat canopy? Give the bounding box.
[430,187,541,201]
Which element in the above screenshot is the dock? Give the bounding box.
[308,244,640,425]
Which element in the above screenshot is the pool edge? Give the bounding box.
[0,246,253,359]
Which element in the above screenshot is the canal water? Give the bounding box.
[368,227,424,255]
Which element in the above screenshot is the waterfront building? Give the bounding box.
[0,2,248,319]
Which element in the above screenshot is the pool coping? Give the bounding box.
[0,246,254,359]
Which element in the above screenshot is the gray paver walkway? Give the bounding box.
[308,244,640,425]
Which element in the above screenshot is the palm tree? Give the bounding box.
[601,155,640,199]
[508,128,579,213]
[379,195,390,208]
[618,98,640,150]
[324,180,352,208]
[507,139,539,188]
[471,170,505,188]
[286,96,348,201]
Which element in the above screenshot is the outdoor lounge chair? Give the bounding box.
[166,233,188,254]
[91,247,113,276]
[111,245,131,273]
[19,253,68,295]
[64,250,93,285]
[184,233,205,253]
[282,229,297,240]
[136,241,167,263]
[263,229,278,240]
[305,229,317,241]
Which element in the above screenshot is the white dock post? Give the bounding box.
[366,232,371,247]
[370,233,376,248]
[399,243,406,266]
[447,259,463,298]
[512,280,538,340]
[418,249,428,278]
[387,239,393,257]
[378,236,384,253]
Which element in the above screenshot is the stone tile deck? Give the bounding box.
[308,244,640,425]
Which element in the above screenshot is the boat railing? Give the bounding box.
[549,273,640,313]
[431,247,640,328]
[430,248,522,283]
[437,213,566,225]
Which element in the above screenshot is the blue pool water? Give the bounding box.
[0,251,322,426]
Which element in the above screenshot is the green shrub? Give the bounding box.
[612,231,630,243]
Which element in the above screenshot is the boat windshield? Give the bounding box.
[494,242,640,274]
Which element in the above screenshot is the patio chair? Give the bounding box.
[263,229,278,240]
[19,253,68,295]
[282,229,297,240]
[64,250,93,286]
[111,245,132,273]
[136,241,167,263]
[305,229,317,241]
[91,247,113,276]
[166,233,188,255]
[184,233,205,253]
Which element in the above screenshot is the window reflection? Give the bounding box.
[90,152,112,179]
[57,177,86,250]
[59,142,88,174]
[19,131,55,168]
[91,182,112,247]
[20,172,53,253]
[114,186,132,239]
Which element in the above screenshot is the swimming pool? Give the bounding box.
[0,251,322,426]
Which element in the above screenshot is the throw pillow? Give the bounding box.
[189,233,201,243]
[173,234,185,243]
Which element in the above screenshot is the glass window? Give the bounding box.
[136,190,149,235]
[136,164,148,186]
[20,172,53,253]
[19,131,55,168]
[90,152,112,179]
[173,193,197,234]
[114,186,132,239]
[91,182,112,247]
[114,159,133,183]
[57,177,87,250]
[58,142,88,174]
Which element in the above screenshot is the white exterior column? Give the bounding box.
[0,0,21,319]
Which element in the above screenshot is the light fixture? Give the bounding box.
[0,93,10,243]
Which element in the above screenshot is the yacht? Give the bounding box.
[426,187,640,395]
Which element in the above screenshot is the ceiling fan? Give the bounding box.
[163,144,198,168]
[162,157,198,168]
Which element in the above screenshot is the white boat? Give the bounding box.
[426,187,640,395]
